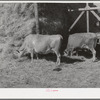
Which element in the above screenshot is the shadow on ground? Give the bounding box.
[21,53,85,64]
[38,53,84,64]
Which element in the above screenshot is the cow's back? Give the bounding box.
[79,33,97,48]
[67,32,97,48]
[32,34,62,53]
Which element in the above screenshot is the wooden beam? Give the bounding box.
[69,11,85,32]
[79,6,100,11]
[34,3,39,34]
[69,7,100,12]
[91,10,100,21]
[86,3,89,33]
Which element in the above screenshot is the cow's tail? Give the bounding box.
[60,35,63,39]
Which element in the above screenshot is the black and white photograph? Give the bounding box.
[1,1,100,98]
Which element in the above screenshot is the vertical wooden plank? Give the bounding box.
[34,3,39,34]
[86,3,89,33]
[86,10,89,33]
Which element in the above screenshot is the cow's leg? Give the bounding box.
[56,52,61,65]
[76,51,78,56]
[30,50,34,63]
[57,53,61,65]
[36,53,39,59]
[70,49,73,57]
[90,48,96,61]
[75,48,79,56]
[53,50,61,65]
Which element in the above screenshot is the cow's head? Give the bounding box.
[12,49,20,59]
[15,49,23,58]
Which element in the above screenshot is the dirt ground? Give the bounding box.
[0,49,100,88]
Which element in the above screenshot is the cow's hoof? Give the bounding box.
[53,68,62,71]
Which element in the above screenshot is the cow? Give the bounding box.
[64,32,97,61]
[17,34,63,65]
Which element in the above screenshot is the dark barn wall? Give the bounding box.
[38,3,70,35]
[39,3,100,35]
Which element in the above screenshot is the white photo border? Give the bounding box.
[0,0,100,99]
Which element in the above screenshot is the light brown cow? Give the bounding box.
[17,34,63,65]
[64,32,97,61]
